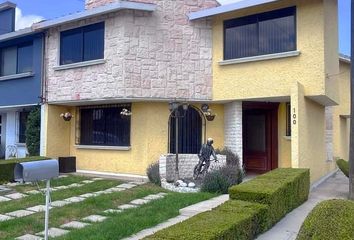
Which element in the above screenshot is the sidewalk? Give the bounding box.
[256,171,349,240]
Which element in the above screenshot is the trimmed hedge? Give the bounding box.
[336,159,349,177]
[145,200,270,240]
[146,168,310,240]
[229,168,310,225]
[0,156,49,183]
[297,199,354,240]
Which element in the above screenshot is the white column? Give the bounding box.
[224,101,243,166]
[40,104,48,157]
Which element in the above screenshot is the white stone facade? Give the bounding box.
[45,0,217,103]
[224,101,243,165]
[159,154,226,182]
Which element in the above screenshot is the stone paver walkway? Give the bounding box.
[122,194,229,240]
[15,192,167,239]
[256,171,349,240]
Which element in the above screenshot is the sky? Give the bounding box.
[5,0,351,56]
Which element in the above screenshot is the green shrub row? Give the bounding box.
[146,168,310,240]
[297,199,354,240]
[145,200,270,240]
[0,156,49,183]
[336,159,349,177]
[229,168,310,224]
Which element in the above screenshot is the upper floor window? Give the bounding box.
[60,22,105,65]
[0,42,33,76]
[224,7,296,60]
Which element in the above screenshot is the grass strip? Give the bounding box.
[55,191,216,240]
[0,179,121,214]
[13,175,89,193]
[0,184,164,239]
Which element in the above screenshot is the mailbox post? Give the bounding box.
[14,160,59,240]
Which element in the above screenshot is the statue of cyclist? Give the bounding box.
[193,138,218,179]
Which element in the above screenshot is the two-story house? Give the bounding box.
[39,0,348,184]
[190,0,342,182]
[0,2,44,159]
[39,0,223,178]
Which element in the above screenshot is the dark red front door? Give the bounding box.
[243,102,279,172]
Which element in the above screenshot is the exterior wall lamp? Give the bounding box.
[169,102,189,181]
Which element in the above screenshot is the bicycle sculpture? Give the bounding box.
[193,138,218,180]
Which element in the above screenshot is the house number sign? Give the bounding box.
[293,108,297,125]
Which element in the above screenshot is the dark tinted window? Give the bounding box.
[80,105,131,146]
[18,43,33,73]
[60,22,104,65]
[0,8,15,35]
[224,7,296,60]
[0,42,33,76]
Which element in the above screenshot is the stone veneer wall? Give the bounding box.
[46,0,218,103]
[224,102,243,165]
[159,154,226,182]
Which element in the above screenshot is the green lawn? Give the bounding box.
[0,176,216,240]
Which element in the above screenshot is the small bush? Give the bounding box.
[297,199,354,240]
[25,107,41,156]
[201,148,243,194]
[146,161,160,186]
[145,200,270,240]
[0,156,48,183]
[215,147,241,168]
[336,159,349,177]
[201,165,243,194]
[229,168,310,225]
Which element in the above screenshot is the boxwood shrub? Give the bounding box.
[336,159,349,177]
[0,156,48,183]
[146,168,310,240]
[229,168,310,225]
[144,200,270,240]
[297,199,354,240]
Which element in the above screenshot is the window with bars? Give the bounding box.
[0,42,33,76]
[224,7,296,60]
[78,104,131,146]
[60,22,105,65]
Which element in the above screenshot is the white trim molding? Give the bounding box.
[219,51,301,66]
[75,145,131,151]
[53,59,106,71]
[0,72,34,82]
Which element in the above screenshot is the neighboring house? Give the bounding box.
[0,2,44,159]
[38,0,348,184]
[190,0,342,183]
[333,54,351,161]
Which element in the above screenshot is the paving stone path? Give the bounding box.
[15,192,167,240]
[1,181,141,224]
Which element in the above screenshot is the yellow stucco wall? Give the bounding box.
[212,0,337,102]
[44,104,71,157]
[333,61,350,160]
[278,103,292,168]
[46,102,224,176]
[291,82,335,183]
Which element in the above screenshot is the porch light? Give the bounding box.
[120,108,132,118]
